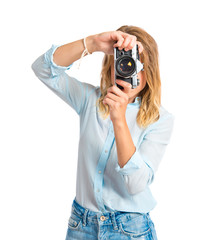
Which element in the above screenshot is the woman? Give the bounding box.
[32,25,175,240]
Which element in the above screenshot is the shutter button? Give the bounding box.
[100,216,106,221]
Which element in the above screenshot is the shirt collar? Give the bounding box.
[127,96,141,108]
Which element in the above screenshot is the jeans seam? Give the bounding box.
[119,222,151,238]
[146,214,155,240]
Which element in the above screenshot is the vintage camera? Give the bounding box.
[114,45,144,89]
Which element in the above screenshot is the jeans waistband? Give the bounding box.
[71,198,149,230]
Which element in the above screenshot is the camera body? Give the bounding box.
[114,45,144,89]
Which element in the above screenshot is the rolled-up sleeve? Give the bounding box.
[31,44,95,115]
[115,114,175,195]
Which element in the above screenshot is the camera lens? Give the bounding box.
[116,56,136,77]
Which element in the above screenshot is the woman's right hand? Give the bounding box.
[87,31,143,55]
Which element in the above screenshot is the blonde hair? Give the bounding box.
[96,25,161,128]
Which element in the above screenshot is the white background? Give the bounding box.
[1,0,216,239]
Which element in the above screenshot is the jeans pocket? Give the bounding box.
[119,214,151,238]
[67,212,82,230]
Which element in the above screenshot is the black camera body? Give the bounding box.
[114,45,144,89]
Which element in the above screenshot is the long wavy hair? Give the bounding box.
[96,25,161,128]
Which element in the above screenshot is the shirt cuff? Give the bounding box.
[44,44,73,77]
[115,150,148,175]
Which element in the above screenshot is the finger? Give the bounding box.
[120,35,137,51]
[103,97,115,108]
[118,36,131,50]
[113,31,131,47]
[104,92,120,102]
[112,31,127,48]
[137,41,144,54]
[113,37,124,49]
[107,84,126,97]
[115,79,132,93]
[125,36,136,51]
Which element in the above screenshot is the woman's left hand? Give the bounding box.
[103,80,132,123]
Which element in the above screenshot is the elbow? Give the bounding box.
[31,61,36,73]
[31,58,40,76]
[31,62,37,77]
[31,56,52,81]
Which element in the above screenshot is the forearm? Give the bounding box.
[113,118,136,168]
[52,30,137,67]
[53,35,97,67]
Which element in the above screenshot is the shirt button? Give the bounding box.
[97,189,100,192]
[105,150,108,153]
[98,171,102,174]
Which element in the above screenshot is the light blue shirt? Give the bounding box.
[31,44,175,214]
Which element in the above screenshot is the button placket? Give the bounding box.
[93,121,115,212]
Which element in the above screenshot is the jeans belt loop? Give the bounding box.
[110,212,118,230]
[82,209,88,227]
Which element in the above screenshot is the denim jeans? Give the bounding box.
[65,198,158,240]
